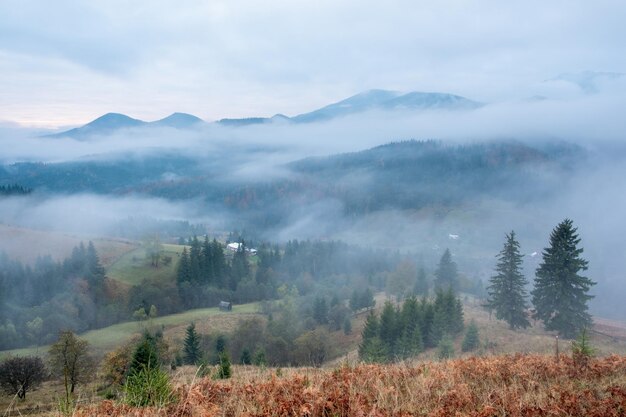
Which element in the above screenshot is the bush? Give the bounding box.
[0,356,47,399]
[123,366,174,407]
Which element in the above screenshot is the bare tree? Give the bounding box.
[0,356,47,399]
[48,331,95,394]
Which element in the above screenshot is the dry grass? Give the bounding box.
[72,354,626,416]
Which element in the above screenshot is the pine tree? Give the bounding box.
[216,352,232,379]
[86,241,105,285]
[189,236,201,283]
[211,239,227,287]
[183,323,201,365]
[313,296,329,324]
[461,321,480,352]
[413,267,429,296]
[343,317,352,335]
[420,298,436,348]
[434,249,459,292]
[240,349,252,365]
[378,301,399,358]
[398,325,423,359]
[487,231,530,330]
[129,333,159,376]
[177,248,192,285]
[532,219,595,338]
[437,335,455,360]
[349,290,360,311]
[360,288,375,309]
[358,312,381,361]
[201,235,214,285]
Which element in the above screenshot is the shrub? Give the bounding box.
[123,366,174,407]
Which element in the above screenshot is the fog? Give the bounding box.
[2,84,626,319]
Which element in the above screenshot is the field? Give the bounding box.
[67,354,626,416]
[0,303,261,359]
[106,244,185,286]
[0,224,135,266]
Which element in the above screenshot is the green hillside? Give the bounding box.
[0,302,259,358]
[106,243,185,286]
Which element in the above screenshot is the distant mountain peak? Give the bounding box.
[291,89,481,123]
[152,113,204,128]
[47,113,146,138]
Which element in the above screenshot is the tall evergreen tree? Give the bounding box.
[378,301,399,357]
[486,231,530,330]
[313,296,329,324]
[461,321,480,352]
[359,312,386,362]
[176,247,192,285]
[413,267,429,296]
[189,236,202,283]
[128,333,160,376]
[434,249,459,292]
[211,239,227,287]
[532,219,595,338]
[86,241,105,285]
[183,323,201,365]
[201,235,214,285]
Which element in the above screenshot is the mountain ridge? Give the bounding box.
[47,89,482,137]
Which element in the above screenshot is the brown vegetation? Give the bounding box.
[74,354,626,416]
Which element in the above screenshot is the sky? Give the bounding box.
[1,0,625,128]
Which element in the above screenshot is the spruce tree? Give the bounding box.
[183,323,201,365]
[360,288,375,309]
[216,352,232,379]
[129,333,159,376]
[177,248,192,285]
[313,296,329,324]
[359,312,384,361]
[349,290,360,311]
[201,236,214,285]
[461,321,480,352]
[413,267,429,296]
[434,249,459,292]
[189,236,201,283]
[437,335,455,360]
[487,231,530,330]
[378,301,399,358]
[532,219,595,338]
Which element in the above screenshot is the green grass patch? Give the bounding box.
[0,302,259,359]
[106,244,184,286]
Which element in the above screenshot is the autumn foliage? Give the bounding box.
[76,354,626,416]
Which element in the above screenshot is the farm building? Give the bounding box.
[219,301,233,311]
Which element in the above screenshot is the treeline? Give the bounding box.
[170,236,396,312]
[0,242,114,349]
[359,289,464,363]
[0,184,31,196]
[0,140,583,236]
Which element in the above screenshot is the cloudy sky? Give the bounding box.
[1,0,625,127]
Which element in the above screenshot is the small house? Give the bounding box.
[219,301,233,311]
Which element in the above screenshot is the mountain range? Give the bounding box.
[48,89,482,138]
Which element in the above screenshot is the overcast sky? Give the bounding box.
[1,0,625,127]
